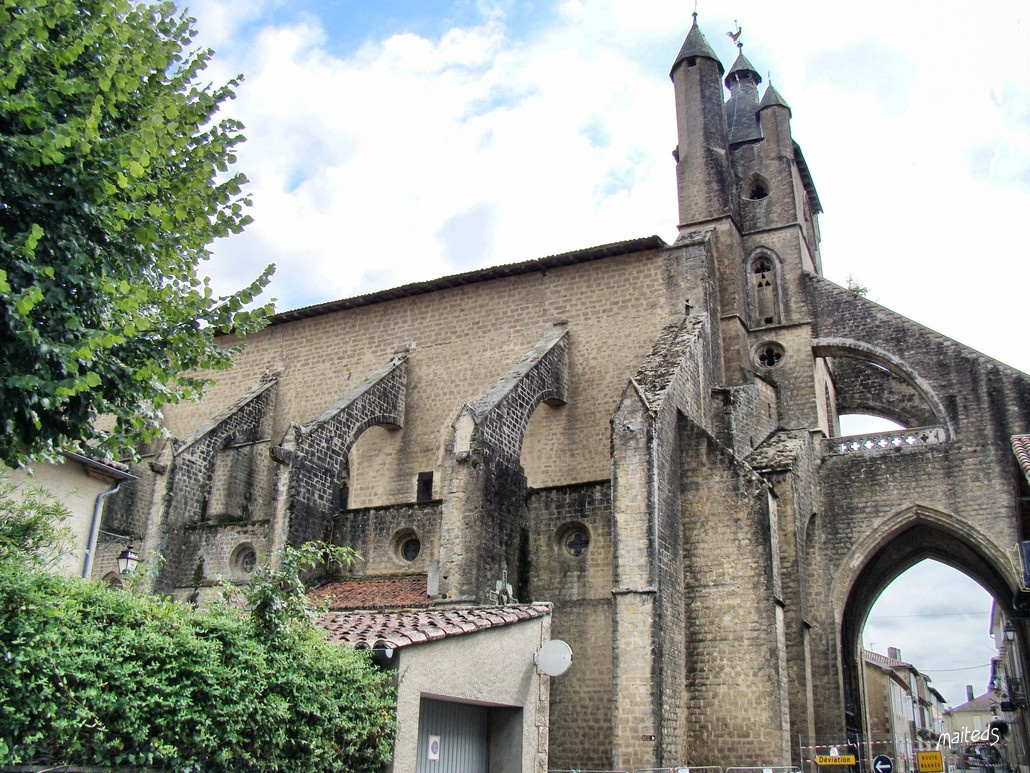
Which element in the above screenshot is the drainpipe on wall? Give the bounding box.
[82,482,123,580]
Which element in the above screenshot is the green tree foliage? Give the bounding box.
[240,541,361,637]
[0,554,396,769]
[0,0,275,467]
[0,471,73,566]
[846,274,870,298]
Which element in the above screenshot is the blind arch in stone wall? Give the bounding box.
[276,353,407,550]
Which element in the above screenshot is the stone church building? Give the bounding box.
[97,15,1030,771]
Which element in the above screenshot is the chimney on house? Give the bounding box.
[966,685,975,703]
[888,647,901,661]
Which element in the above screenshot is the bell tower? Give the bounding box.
[669,13,736,234]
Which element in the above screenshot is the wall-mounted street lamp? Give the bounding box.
[117,546,141,575]
[1005,621,1016,643]
[100,530,143,577]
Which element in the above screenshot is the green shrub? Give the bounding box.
[0,472,73,567]
[0,558,395,770]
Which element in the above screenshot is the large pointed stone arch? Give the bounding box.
[831,504,1017,621]
[826,504,1020,751]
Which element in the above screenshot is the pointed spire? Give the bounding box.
[725,50,762,88]
[759,83,791,115]
[670,13,724,76]
[724,49,763,145]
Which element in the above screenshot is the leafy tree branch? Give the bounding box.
[0,0,275,466]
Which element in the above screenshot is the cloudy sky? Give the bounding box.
[862,559,996,709]
[181,1,1027,706]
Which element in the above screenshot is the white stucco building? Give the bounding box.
[318,598,559,771]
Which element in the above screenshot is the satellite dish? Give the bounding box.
[535,639,573,677]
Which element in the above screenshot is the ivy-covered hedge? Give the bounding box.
[0,559,395,770]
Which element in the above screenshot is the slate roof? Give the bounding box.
[270,236,667,326]
[726,51,761,85]
[1013,435,1030,485]
[670,16,723,75]
[759,83,790,113]
[317,603,552,649]
[310,575,430,610]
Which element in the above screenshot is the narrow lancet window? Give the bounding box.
[752,256,779,326]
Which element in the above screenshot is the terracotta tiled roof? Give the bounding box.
[1013,435,1030,485]
[864,649,914,670]
[317,602,552,649]
[309,575,429,610]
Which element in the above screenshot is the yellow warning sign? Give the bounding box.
[816,756,856,765]
[917,751,944,773]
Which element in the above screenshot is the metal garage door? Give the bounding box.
[415,697,489,772]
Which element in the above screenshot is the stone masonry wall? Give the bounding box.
[712,377,779,458]
[332,501,440,578]
[161,245,689,512]
[805,275,1030,739]
[153,380,277,594]
[527,481,613,769]
[635,314,714,764]
[748,430,821,758]
[437,329,567,601]
[282,355,406,549]
[680,418,791,765]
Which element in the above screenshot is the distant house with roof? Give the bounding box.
[863,648,947,772]
[946,687,998,737]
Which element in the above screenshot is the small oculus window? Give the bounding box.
[230,543,258,575]
[557,522,590,558]
[394,529,422,563]
[401,536,421,562]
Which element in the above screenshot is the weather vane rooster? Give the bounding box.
[727,20,743,48]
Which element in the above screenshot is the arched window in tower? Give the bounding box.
[744,174,770,201]
[752,255,779,326]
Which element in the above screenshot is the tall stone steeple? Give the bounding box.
[669,14,735,232]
